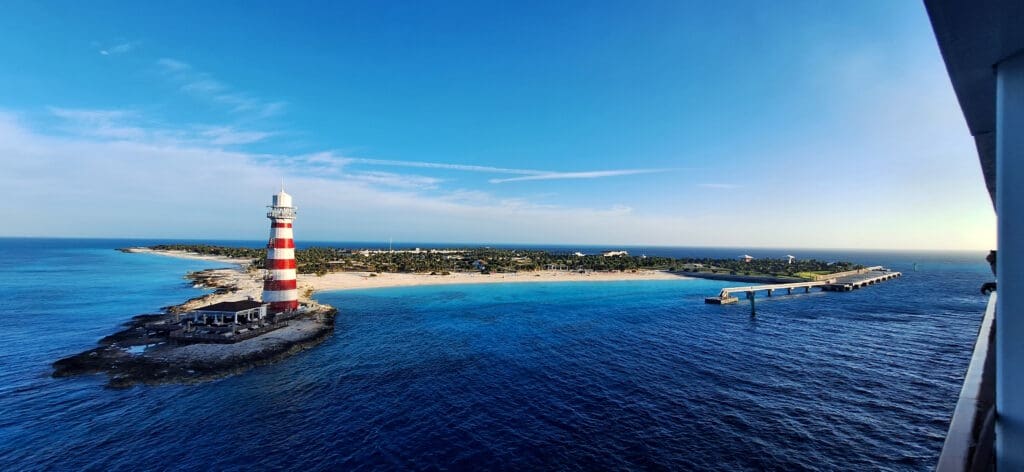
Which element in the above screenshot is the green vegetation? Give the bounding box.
[794,270,833,279]
[147,244,862,279]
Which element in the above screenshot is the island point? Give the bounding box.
[53,189,336,387]
[53,190,899,387]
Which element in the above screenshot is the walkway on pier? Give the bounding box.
[705,269,901,305]
[705,280,833,304]
[821,270,902,291]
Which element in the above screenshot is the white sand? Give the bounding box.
[124,247,253,267]
[300,269,687,292]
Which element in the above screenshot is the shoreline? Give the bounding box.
[128,247,695,294]
[121,247,254,268]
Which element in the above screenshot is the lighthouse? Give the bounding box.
[264,188,299,312]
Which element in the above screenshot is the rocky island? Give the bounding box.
[52,189,340,388]
[52,250,337,388]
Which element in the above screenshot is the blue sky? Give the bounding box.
[0,1,995,249]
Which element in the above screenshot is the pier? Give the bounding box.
[705,268,902,306]
[820,269,902,291]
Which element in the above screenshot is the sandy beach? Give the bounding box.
[303,269,688,292]
[127,247,691,296]
[123,247,253,267]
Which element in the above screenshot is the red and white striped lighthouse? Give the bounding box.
[264,188,298,312]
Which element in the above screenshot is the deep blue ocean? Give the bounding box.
[0,238,992,470]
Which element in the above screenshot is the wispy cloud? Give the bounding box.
[156,58,189,71]
[49,107,147,139]
[350,158,541,176]
[49,107,274,147]
[342,157,667,183]
[97,41,138,56]
[156,58,286,117]
[49,108,134,122]
[698,183,740,189]
[347,171,442,190]
[199,126,274,145]
[46,107,666,190]
[0,110,673,244]
[489,169,665,183]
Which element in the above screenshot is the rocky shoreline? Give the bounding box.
[52,260,337,388]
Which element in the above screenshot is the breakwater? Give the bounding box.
[51,262,338,388]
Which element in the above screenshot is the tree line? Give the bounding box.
[147,244,862,279]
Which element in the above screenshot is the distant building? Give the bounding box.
[787,255,796,264]
[603,250,629,257]
[740,254,754,263]
[573,252,586,257]
[472,259,487,271]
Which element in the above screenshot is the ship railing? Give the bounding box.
[937,292,996,471]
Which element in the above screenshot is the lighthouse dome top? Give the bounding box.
[267,186,296,220]
[272,189,293,208]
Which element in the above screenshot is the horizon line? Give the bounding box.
[0,235,993,253]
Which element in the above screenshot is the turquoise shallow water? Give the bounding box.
[0,238,992,470]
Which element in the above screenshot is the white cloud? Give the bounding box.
[0,110,705,245]
[11,43,999,253]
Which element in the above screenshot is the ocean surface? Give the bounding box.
[0,238,992,470]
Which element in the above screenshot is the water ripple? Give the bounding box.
[0,241,991,471]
